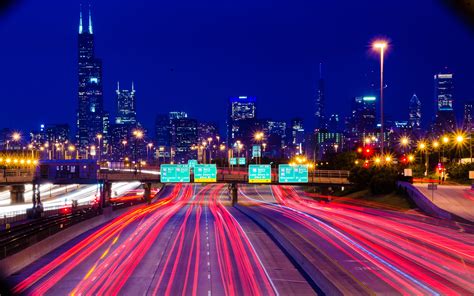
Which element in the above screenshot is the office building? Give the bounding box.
[227,96,257,146]
[76,6,109,153]
[115,82,137,125]
[433,71,456,133]
[408,94,422,131]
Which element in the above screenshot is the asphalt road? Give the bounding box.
[238,184,474,295]
[5,183,473,295]
[7,184,313,295]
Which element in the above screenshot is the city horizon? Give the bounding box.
[0,1,473,134]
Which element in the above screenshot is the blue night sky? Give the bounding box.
[0,0,473,135]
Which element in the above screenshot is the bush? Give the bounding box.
[369,168,398,194]
[349,166,398,194]
[446,162,474,182]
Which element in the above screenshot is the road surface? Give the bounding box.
[238,184,474,295]
[7,184,313,295]
[414,183,474,222]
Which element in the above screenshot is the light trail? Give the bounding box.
[239,185,474,295]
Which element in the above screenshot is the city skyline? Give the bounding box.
[0,1,473,135]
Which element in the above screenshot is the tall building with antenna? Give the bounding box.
[76,5,109,152]
[315,63,325,130]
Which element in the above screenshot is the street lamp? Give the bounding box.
[147,142,153,162]
[455,132,465,163]
[373,40,388,154]
[418,141,428,176]
[432,140,440,163]
[96,134,103,162]
[254,132,264,164]
[68,145,76,159]
[207,137,213,163]
[133,129,144,172]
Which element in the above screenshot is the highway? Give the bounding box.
[414,183,474,222]
[5,183,474,295]
[238,185,474,295]
[7,184,313,295]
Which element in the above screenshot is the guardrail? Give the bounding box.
[0,204,100,259]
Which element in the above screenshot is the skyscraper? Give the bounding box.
[291,118,305,155]
[463,101,473,132]
[115,82,137,125]
[408,94,422,131]
[76,6,108,152]
[350,96,376,134]
[227,96,257,146]
[315,63,325,130]
[433,70,455,133]
[172,118,198,163]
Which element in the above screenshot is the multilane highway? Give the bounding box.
[5,184,474,295]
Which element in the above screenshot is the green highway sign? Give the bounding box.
[248,165,272,183]
[194,164,217,182]
[160,164,190,182]
[278,164,308,183]
[252,145,261,158]
[188,159,198,169]
[230,157,246,165]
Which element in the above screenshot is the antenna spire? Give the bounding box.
[79,5,83,34]
[88,5,93,34]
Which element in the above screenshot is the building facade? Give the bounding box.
[115,82,137,125]
[76,6,109,153]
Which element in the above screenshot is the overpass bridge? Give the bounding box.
[1,160,350,206]
[98,168,350,186]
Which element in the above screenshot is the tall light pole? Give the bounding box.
[373,40,388,155]
[96,134,102,162]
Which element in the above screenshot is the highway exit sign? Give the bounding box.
[194,164,217,182]
[279,164,308,183]
[188,159,198,169]
[160,164,190,182]
[248,165,271,183]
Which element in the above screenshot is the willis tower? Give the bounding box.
[77,6,108,153]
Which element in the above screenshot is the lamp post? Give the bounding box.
[147,142,153,162]
[133,129,144,172]
[373,40,388,155]
[96,134,103,162]
[254,132,264,164]
[400,136,410,154]
[456,134,464,164]
[418,142,427,176]
[207,137,213,164]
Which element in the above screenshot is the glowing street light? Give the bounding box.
[372,39,388,154]
[400,136,409,147]
[12,132,21,141]
[133,130,144,139]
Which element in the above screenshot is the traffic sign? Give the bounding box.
[160,164,190,182]
[278,165,308,183]
[248,165,271,183]
[194,164,217,182]
[252,145,261,158]
[229,157,246,165]
[188,159,198,169]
